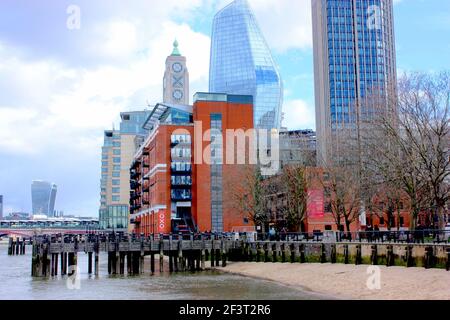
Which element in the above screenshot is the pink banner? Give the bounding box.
[307,189,324,218]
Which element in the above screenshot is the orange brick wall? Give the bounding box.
[193,100,254,232]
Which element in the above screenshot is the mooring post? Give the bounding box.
[210,248,215,267]
[150,252,155,274]
[355,244,362,265]
[371,245,378,265]
[344,244,349,264]
[140,234,145,274]
[221,240,227,268]
[94,236,99,276]
[43,241,50,277]
[330,244,337,264]
[62,252,67,275]
[88,251,93,274]
[321,243,327,263]
[425,246,433,269]
[177,233,183,271]
[405,245,413,267]
[201,233,206,271]
[114,236,120,275]
[174,235,179,272]
[168,233,173,273]
[159,234,164,273]
[68,252,75,276]
[8,237,13,256]
[386,245,393,267]
[31,239,40,277]
[271,242,278,262]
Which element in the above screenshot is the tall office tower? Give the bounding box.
[0,195,3,219]
[31,181,57,216]
[209,0,283,131]
[99,111,151,231]
[312,0,397,164]
[163,40,190,105]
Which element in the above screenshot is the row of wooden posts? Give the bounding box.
[7,238,26,256]
[28,234,450,277]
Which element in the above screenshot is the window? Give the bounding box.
[113,157,121,163]
[101,167,108,173]
[113,165,121,171]
[400,216,404,227]
[113,142,121,147]
[113,149,121,155]
[112,188,120,194]
[112,180,120,186]
[112,172,120,178]
[112,195,120,202]
[379,217,385,225]
[325,225,332,231]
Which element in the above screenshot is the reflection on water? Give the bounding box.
[0,244,327,300]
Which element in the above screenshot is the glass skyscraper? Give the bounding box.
[312,0,397,164]
[209,0,283,130]
[31,180,57,216]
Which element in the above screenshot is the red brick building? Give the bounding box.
[130,93,254,235]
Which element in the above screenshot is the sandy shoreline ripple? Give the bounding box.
[216,262,450,300]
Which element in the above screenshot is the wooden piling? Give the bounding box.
[201,249,206,271]
[159,235,164,273]
[8,238,13,255]
[61,252,67,275]
[330,244,337,264]
[94,238,99,276]
[88,252,93,274]
[210,248,215,267]
[371,245,378,265]
[140,235,145,274]
[150,253,155,274]
[127,252,132,275]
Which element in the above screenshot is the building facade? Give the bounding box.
[163,40,190,105]
[130,93,254,235]
[209,0,283,131]
[312,0,397,164]
[99,111,151,232]
[279,130,317,168]
[31,181,57,217]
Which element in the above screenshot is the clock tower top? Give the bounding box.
[163,39,190,105]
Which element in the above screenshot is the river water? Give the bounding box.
[0,244,327,300]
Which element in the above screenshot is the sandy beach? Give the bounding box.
[215,262,450,300]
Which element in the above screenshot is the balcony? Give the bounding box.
[171,189,192,201]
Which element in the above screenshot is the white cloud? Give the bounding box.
[282,99,315,130]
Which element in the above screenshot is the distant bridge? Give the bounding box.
[0,228,101,238]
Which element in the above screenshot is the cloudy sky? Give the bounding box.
[0,0,449,217]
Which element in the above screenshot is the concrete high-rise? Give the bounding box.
[99,111,151,231]
[209,0,283,131]
[31,181,57,216]
[312,0,397,164]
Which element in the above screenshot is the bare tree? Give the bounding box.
[363,72,450,229]
[277,165,309,232]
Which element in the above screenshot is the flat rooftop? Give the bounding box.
[193,92,253,105]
